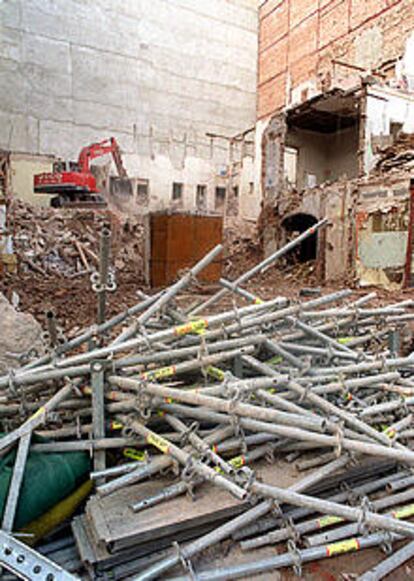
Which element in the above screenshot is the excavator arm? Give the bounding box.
[77,138,128,178]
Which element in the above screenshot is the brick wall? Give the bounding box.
[258,0,414,119]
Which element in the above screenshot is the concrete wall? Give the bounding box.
[258,0,414,119]
[0,0,258,217]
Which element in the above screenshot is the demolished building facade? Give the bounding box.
[257,0,414,288]
[2,0,414,288]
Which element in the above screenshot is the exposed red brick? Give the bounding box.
[350,0,388,29]
[319,0,349,48]
[258,74,287,119]
[290,0,318,29]
[258,0,413,118]
[288,13,318,65]
[290,53,318,86]
[260,0,288,52]
[259,37,288,84]
[259,0,284,19]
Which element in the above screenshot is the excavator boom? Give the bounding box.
[77,138,128,177]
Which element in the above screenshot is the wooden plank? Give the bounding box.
[84,461,298,553]
[86,475,246,551]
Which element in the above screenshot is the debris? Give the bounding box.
[299,287,322,297]
[9,199,145,280]
[375,133,414,173]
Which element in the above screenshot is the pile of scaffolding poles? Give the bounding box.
[2,221,414,579]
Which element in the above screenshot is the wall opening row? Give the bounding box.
[110,176,254,213]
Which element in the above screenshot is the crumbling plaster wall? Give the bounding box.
[261,172,412,287]
[255,1,414,200]
[256,1,414,282]
[286,126,359,189]
[356,175,411,288]
[0,0,258,218]
[275,183,353,282]
[365,85,414,172]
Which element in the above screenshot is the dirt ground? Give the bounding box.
[2,261,414,337]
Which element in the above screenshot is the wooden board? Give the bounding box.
[150,213,223,287]
[84,461,299,552]
[86,475,246,553]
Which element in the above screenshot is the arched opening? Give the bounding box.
[281,213,318,263]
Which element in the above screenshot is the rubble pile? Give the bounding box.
[2,232,414,579]
[375,132,414,173]
[222,219,260,279]
[10,199,146,279]
[0,201,147,331]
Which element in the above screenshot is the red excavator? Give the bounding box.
[34,137,129,208]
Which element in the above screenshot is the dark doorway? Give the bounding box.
[281,213,318,263]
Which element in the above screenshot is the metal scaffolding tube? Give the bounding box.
[305,492,414,547]
[169,531,400,581]
[109,377,331,434]
[189,218,329,315]
[0,383,75,453]
[120,418,247,500]
[2,432,31,532]
[136,243,223,327]
[96,424,233,498]
[97,225,111,325]
[235,466,406,542]
[241,469,409,550]
[20,295,284,372]
[251,481,414,538]
[359,539,414,581]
